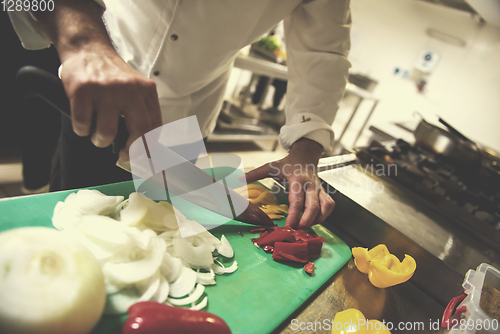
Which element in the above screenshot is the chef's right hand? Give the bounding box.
[59,47,163,161]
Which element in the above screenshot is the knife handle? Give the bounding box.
[15,65,129,155]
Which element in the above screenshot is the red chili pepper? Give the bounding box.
[262,245,274,253]
[122,301,231,334]
[292,229,326,243]
[251,226,326,267]
[272,241,310,263]
[248,225,276,234]
[254,227,296,246]
[304,262,315,274]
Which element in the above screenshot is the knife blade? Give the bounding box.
[16,66,273,227]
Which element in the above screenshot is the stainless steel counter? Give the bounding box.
[319,165,500,276]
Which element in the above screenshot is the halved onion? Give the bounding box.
[0,227,106,334]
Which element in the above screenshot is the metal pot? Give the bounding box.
[413,118,482,166]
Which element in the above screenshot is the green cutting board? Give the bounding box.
[0,180,351,334]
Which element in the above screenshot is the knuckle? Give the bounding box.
[309,202,320,213]
[70,80,94,96]
[72,112,90,125]
[143,78,157,91]
[100,126,118,140]
[117,78,141,91]
[290,200,304,209]
[325,198,336,210]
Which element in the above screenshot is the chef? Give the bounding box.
[8,0,351,229]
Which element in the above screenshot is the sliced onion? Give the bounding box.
[173,234,215,270]
[196,269,216,285]
[104,285,141,315]
[46,190,240,319]
[213,260,239,275]
[160,252,184,283]
[169,266,198,298]
[52,190,123,230]
[153,275,170,303]
[136,270,161,302]
[190,296,208,310]
[217,235,234,258]
[79,215,130,246]
[120,193,178,231]
[0,227,106,334]
[167,283,205,306]
[103,236,165,284]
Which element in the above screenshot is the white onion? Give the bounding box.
[196,269,216,285]
[52,190,123,230]
[213,260,239,275]
[160,251,184,283]
[173,234,215,270]
[217,235,234,258]
[167,283,205,306]
[0,227,106,334]
[120,193,178,231]
[103,235,165,284]
[49,190,239,317]
[190,296,208,310]
[169,266,198,298]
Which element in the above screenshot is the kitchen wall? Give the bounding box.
[348,0,500,151]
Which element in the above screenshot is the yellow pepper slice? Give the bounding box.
[332,308,368,334]
[331,309,391,334]
[351,244,416,288]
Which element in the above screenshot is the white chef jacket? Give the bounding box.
[8,0,351,154]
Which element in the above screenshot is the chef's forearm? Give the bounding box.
[31,0,113,62]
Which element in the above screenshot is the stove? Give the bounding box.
[356,139,500,253]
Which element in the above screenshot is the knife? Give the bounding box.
[16,65,273,227]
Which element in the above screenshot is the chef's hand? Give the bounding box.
[245,138,335,229]
[60,48,162,161]
[32,0,162,161]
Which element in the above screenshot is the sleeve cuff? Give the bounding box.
[8,12,51,50]
[278,112,335,155]
[7,0,106,50]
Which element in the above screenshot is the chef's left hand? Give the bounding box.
[245,138,335,229]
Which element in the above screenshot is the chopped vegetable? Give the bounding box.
[234,184,288,220]
[0,227,106,334]
[212,260,239,275]
[122,301,231,334]
[250,226,326,269]
[253,226,296,246]
[332,308,391,334]
[304,262,315,274]
[351,244,416,288]
[52,189,124,230]
[51,190,237,315]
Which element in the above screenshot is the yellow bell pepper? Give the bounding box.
[331,309,391,334]
[351,244,416,288]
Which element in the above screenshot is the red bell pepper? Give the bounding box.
[122,301,231,334]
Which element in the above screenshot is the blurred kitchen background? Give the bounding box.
[1,0,499,199]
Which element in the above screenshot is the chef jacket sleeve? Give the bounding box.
[7,0,106,50]
[280,0,352,155]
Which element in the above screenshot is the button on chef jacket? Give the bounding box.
[8,0,351,154]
